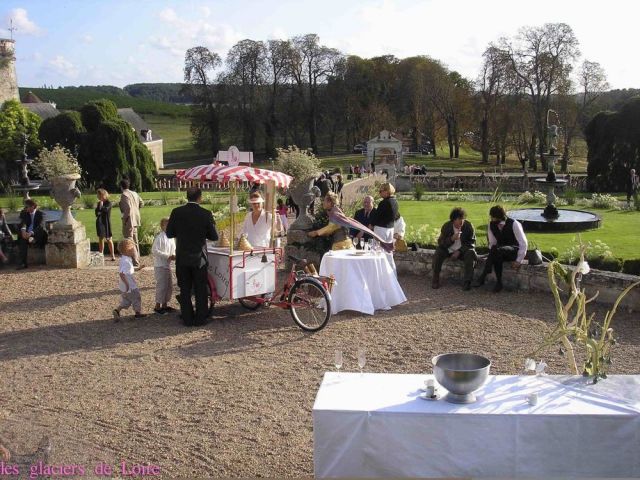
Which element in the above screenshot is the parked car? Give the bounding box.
[353,143,366,154]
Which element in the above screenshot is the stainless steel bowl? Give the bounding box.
[432,353,491,404]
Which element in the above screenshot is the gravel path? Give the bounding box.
[1,260,639,477]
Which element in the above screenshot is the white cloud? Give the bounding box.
[81,34,93,44]
[150,8,243,60]
[3,8,44,36]
[48,55,79,79]
[199,6,212,18]
[268,28,288,41]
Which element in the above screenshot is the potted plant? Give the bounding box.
[33,145,82,230]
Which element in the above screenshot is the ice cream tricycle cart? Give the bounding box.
[176,164,334,332]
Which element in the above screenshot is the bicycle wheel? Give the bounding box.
[288,278,331,332]
[239,296,261,310]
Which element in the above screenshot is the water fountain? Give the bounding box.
[509,110,601,232]
[12,133,41,201]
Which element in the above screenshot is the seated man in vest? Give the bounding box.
[432,207,477,290]
[473,205,528,292]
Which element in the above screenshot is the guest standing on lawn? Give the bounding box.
[473,205,527,293]
[95,188,115,261]
[119,179,144,266]
[166,187,218,326]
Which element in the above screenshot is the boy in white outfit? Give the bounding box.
[152,218,176,314]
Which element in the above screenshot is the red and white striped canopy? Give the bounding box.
[176,164,293,188]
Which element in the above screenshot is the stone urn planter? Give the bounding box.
[50,173,81,230]
[45,173,90,268]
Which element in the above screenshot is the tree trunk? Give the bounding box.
[480,116,489,164]
[446,118,454,159]
[453,119,460,159]
[528,132,537,171]
[561,126,575,173]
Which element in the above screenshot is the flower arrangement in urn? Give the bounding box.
[528,242,639,383]
[33,145,82,229]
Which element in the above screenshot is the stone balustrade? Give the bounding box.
[395,250,640,311]
[395,173,588,193]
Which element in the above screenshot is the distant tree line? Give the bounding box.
[182,24,622,176]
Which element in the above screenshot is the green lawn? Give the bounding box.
[142,113,205,165]
[399,200,639,261]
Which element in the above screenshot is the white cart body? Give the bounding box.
[206,246,280,300]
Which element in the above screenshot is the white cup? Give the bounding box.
[425,386,435,397]
[526,393,538,406]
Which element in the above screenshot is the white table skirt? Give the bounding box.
[313,372,640,478]
[319,250,406,315]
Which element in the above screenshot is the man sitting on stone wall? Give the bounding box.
[473,205,528,293]
[16,199,48,270]
[431,207,477,291]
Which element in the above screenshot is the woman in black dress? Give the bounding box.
[95,188,115,260]
[372,182,399,243]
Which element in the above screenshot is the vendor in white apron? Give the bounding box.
[372,182,399,243]
[241,192,282,248]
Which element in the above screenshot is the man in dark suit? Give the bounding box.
[432,207,477,290]
[17,199,48,270]
[166,187,218,326]
[351,195,377,244]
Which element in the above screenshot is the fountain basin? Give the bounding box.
[508,208,601,232]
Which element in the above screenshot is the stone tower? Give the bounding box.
[0,38,20,106]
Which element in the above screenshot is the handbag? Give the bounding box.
[526,249,543,266]
[395,238,408,252]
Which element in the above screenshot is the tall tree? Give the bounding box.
[264,39,292,157]
[499,23,579,170]
[225,39,267,152]
[288,34,341,153]
[558,60,609,172]
[477,46,507,164]
[183,46,222,155]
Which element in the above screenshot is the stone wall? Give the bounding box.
[395,250,640,311]
[0,39,19,106]
[340,173,385,207]
[395,173,588,193]
[145,139,164,170]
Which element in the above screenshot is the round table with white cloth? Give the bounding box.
[319,249,407,315]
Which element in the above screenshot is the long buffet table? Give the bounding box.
[313,372,640,478]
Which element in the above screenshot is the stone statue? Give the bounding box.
[548,124,559,154]
[289,176,321,231]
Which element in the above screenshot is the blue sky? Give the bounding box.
[1,0,638,89]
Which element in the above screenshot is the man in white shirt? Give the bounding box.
[152,217,176,314]
[473,205,528,293]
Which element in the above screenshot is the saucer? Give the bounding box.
[419,392,441,401]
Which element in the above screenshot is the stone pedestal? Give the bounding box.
[45,224,91,268]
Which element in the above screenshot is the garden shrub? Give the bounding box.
[413,183,425,201]
[563,187,577,206]
[588,193,620,210]
[622,259,640,276]
[517,190,546,205]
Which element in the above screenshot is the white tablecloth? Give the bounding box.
[319,250,406,314]
[313,372,640,478]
